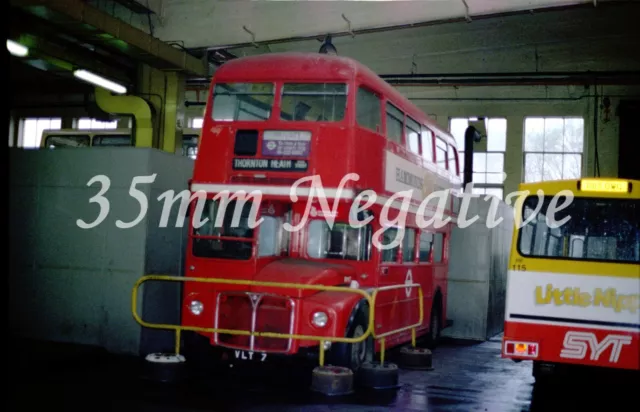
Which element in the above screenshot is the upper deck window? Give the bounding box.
[212,83,274,121]
[435,137,448,169]
[421,127,434,162]
[280,83,347,122]
[356,87,381,132]
[447,144,459,175]
[406,117,421,155]
[386,103,404,144]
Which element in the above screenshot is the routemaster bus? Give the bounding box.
[503,178,639,379]
[179,52,462,371]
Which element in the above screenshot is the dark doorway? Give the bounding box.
[618,101,640,180]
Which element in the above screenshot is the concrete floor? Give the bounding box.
[10,335,638,411]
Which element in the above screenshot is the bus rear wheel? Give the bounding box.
[424,304,442,350]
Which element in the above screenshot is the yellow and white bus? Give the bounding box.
[502,178,639,379]
[40,129,200,159]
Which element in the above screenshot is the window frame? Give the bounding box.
[402,228,417,263]
[418,231,434,263]
[450,117,508,199]
[306,219,372,261]
[435,137,448,170]
[211,82,276,122]
[385,102,405,145]
[279,82,348,122]
[421,127,434,162]
[523,116,584,183]
[516,195,639,264]
[20,117,62,148]
[431,232,445,263]
[355,85,382,133]
[405,116,421,156]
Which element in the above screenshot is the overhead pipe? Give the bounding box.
[95,87,153,148]
[183,71,640,89]
[381,71,640,86]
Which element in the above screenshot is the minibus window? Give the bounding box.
[518,196,639,263]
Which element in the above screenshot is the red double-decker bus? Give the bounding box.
[181,52,462,371]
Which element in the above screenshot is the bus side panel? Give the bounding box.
[504,321,639,371]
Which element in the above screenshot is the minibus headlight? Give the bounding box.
[312,311,328,328]
[189,300,204,316]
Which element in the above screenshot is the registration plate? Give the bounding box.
[234,350,267,362]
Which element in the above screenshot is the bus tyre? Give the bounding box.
[424,304,442,350]
[143,353,188,383]
[328,305,373,371]
[355,362,400,390]
[310,365,354,396]
[398,346,434,371]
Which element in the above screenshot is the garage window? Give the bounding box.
[450,117,507,199]
[20,118,62,148]
[77,118,118,129]
[523,117,583,183]
[190,117,204,128]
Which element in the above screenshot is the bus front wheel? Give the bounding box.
[328,305,373,372]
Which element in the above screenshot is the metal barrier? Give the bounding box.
[132,275,375,367]
[371,283,424,364]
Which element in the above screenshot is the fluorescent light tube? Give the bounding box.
[73,69,127,94]
[7,40,28,57]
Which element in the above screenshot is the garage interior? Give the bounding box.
[8,0,640,411]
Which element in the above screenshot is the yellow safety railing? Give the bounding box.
[132,275,375,367]
[371,283,424,365]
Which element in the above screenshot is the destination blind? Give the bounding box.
[233,158,308,171]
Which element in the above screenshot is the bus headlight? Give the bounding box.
[312,311,328,328]
[189,300,204,316]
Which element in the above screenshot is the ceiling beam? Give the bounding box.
[10,0,208,76]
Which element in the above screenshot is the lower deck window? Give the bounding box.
[307,221,371,261]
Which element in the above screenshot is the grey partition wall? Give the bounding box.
[443,195,514,341]
[9,147,194,356]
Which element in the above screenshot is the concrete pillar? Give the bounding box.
[503,116,524,198]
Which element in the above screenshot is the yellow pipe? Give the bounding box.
[411,328,416,347]
[380,338,385,365]
[95,86,153,148]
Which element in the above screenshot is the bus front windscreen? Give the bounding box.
[191,199,255,260]
[518,196,639,263]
